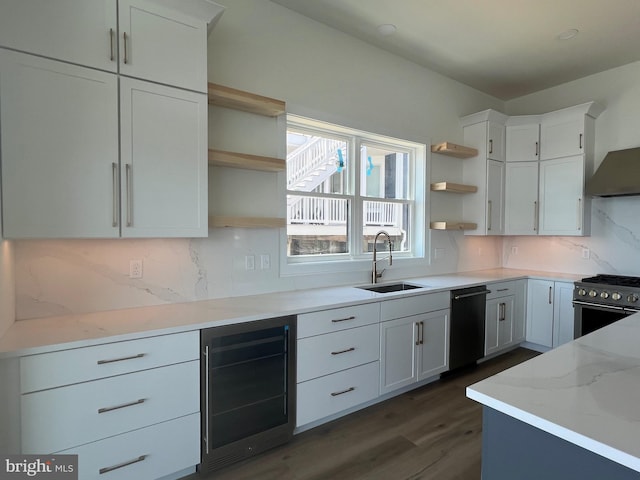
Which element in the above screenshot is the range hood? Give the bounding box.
[585,147,640,197]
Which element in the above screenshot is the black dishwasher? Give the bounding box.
[449,286,490,371]
[199,316,296,473]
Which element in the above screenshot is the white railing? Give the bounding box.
[288,198,402,227]
[286,137,342,189]
[364,201,402,226]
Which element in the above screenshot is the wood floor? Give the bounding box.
[192,348,539,480]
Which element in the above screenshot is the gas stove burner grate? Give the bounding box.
[581,274,640,287]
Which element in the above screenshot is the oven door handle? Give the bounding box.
[624,307,640,314]
[573,300,630,313]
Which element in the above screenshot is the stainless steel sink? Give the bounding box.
[357,282,424,293]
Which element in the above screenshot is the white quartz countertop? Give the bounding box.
[0,268,581,358]
[467,313,640,473]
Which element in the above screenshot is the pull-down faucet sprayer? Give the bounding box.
[372,230,393,283]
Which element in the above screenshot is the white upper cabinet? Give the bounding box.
[487,121,506,161]
[0,0,118,72]
[486,159,505,235]
[504,162,539,235]
[0,50,120,239]
[120,78,207,237]
[506,121,540,162]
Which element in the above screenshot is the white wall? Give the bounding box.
[502,60,640,275]
[12,0,504,320]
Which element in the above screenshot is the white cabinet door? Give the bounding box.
[0,0,117,72]
[120,78,207,237]
[485,297,514,356]
[512,280,527,343]
[540,115,584,160]
[505,161,539,235]
[526,280,554,348]
[538,155,585,236]
[486,159,505,235]
[506,123,539,162]
[379,316,417,394]
[0,50,119,239]
[485,298,500,355]
[487,121,506,161]
[118,0,208,92]
[553,281,576,347]
[416,309,449,381]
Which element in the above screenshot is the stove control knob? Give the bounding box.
[578,288,587,296]
[600,291,610,299]
[611,292,622,301]
[588,290,598,298]
[628,294,639,303]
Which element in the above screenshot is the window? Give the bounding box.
[285,115,426,265]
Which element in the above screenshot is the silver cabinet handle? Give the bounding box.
[535,141,539,156]
[499,302,506,321]
[579,133,583,149]
[98,398,145,414]
[99,455,146,475]
[453,290,491,300]
[489,139,493,154]
[577,198,582,230]
[123,32,128,64]
[548,286,553,304]
[496,288,509,292]
[112,162,118,227]
[97,353,144,365]
[419,321,424,345]
[331,347,355,355]
[109,28,115,61]
[533,201,538,231]
[487,200,492,231]
[330,387,355,397]
[126,164,133,227]
[331,316,355,323]
[415,322,420,346]
[204,345,210,455]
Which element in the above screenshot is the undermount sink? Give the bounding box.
[357,282,424,294]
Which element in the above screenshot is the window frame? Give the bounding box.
[281,114,428,275]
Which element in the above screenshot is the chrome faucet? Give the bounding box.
[372,230,393,283]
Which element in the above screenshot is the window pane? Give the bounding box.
[361,144,410,200]
[286,130,347,194]
[287,195,349,256]
[363,201,410,253]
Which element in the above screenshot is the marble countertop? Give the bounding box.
[0,268,581,358]
[467,313,640,473]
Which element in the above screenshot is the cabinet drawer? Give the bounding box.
[297,303,380,338]
[297,324,379,382]
[487,280,524,300]
[20,331,199,393]
[58,414,200,480]
[380,291,449,321]
[21,360,199,454]
[296,361,379,427]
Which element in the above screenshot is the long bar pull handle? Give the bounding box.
[97,353,144,365]
[99,455,146,475]
[112,162,118,227]
[331,316,356,323]
[98,398,145,414]
[204,345,210,455]
[577,198,582,230]
[548,286,553,304]
[579,133,583,149]
[533,201,538,231]
[499,303,506,321]
[535,141,539,157]
[331,387,355,397]
[496,288,509,292]
[415,322,420,346]
[489,139,493,154]
[109,28,114,61]
[487,200,492,231]
[123,32,128,64]
[420,321,425,345]
[331,347,355,355]
[126,164,133,227]
[453,290,492,300]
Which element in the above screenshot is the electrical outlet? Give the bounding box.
[582,248,590,260]
[129,259,143,279]
[511,246,519,255]
[245,255,255,270]
[260,254,270,270]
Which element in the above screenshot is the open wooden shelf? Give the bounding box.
[208,83,286,117]
[208,149,285,172]
[209,216,286,229]
[430,182,478,194]
[430,221,477,231]
[431,142,478,158]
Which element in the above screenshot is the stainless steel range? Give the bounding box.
[573,274,640,336]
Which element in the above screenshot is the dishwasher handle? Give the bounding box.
[452,289,491,300]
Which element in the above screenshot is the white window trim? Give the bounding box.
[280,114,430,277]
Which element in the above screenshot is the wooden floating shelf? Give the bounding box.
[208,149,285,172]
[430,221,477,231]
[431,142,478,158]
[209,216,286,229]
[207,82,286,117]
[430,182,478,194]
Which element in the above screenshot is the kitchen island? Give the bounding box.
[467,313,640,479]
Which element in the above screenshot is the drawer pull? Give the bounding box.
[98,398,145,414]
[97,353,145,365]
[496,288,509,292]
[331,347,355,355]
[330,387,355,397]
[331,316,356,323]
[99,455,147,474]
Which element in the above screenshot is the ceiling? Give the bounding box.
[270,0,640,100]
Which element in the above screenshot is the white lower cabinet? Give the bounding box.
[484,280,526,356]
[526,279,575,348]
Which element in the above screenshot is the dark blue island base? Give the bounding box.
[481,407,640,480]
